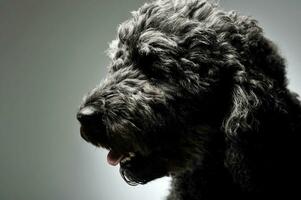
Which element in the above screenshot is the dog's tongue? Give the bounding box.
[107,150,124,166]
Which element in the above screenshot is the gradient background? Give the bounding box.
[0,0,300,199]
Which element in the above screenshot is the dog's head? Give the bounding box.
[77,0,286,186]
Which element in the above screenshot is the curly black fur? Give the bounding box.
[77,0,301,199]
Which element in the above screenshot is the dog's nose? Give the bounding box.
[77,106,100,125]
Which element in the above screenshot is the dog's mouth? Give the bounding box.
[80,125,141,167]
[79,123,169,185]
[104,143,170,186]
[118,150,169,185]
[107,150,136,166]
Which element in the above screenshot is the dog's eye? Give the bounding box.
[131,48,157,75]
[134,54,168,80]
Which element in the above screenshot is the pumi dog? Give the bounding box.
[77,0,301,199]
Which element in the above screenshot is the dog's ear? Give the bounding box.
[223,72,262,137]
[221,58,275,190]
[217,11,290,190]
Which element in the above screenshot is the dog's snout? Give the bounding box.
[77,106,108,146]
[77,106,100,125]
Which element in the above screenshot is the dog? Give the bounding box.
[77,0,301,199]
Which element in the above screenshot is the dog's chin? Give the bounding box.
[119,153,169,186]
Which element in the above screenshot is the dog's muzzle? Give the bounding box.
[76,106,106,144]
[77,106,131,166]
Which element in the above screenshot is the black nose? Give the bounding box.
[77,106,100,125]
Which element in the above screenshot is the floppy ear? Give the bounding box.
[216,11,289,189]
[223,71,261,136]
[221,60,273,190]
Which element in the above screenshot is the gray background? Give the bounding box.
[0,0,300,200]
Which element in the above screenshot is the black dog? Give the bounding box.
[77,0,301,199]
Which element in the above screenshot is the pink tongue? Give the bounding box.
[107,150,124,166]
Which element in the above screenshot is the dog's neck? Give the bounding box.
[166,92,301,200]
[167,157,244,200]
